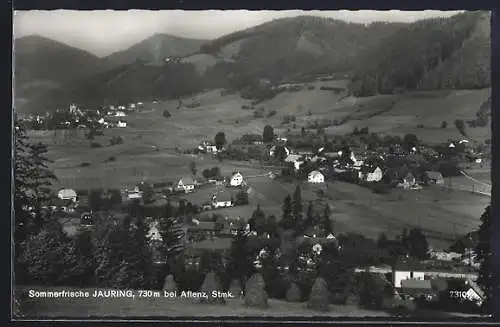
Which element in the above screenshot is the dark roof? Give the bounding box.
[401,279,432,290]
[187,237,233,251]
[178,176,196,185]
[394,259,477,274]
[425,171,444,179]
[213,192,233,202]
[188,221,216,230]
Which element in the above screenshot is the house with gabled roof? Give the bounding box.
[308,170,325,183]
[358,166,384,183]
[229,172,244,187]
[175,176,197,193]
[423,171,445,185]
[211,192,234,209]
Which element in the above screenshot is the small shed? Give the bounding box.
[424,171,445,185]
[57,188,77,201]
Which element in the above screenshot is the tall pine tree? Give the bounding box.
[14,123,57,245]
[475,205,494,314]
[292,185,303,230]
[280,194,293,230]
[251,204,266,235]
[322,205,333,236]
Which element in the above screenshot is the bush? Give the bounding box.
[81,162,91,167]
[91,142,101,148]
[286,283,302,302]
[163,110,171,118]
[267,110,277,117]
[199,272,225,304]
[105,156,116,163]
[163,274,178,291]
[307,277,330,311]
[307,85,315,90]
[229,279,242,296]
[244,273,269,308]
[19,226,82,286]
[109,136,124,146]
[417,124,424,128]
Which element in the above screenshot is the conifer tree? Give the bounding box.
[475,205,494,314]
[292,185,303,229]
[280,194,293,229]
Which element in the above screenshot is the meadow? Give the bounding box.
[25,83,491,249]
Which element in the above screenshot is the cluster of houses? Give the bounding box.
[355,258,485,308]
[280,143,448,189]
[18,102,147,131]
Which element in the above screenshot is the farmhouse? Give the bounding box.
[308,170,325,183]
[211,192,233,209]
[392,261,478,288]
[176,176,197,193]
[358,166,383,182]
[399,279,435,301]
[127,186,143,200]
[399,172,416,189]
[229,172,244,187]
[185,221,218,243]
[57,188,77,202]
[424,171,445,185]
[285,154,304,171]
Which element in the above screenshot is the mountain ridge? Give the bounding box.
[14,12,491,113]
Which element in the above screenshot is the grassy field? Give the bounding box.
[25,85,491,249]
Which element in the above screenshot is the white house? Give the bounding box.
[147,221,162,242]
[127,189,143,200]
[394,270,425,288]
[176,176,197,193]
[57,189,77,202]
[211,192,233,209]
[285,154,304,171]
[229,172,244,187]
[358,166,383,182]
[308,170,325,183]
[115,111,126,117]
[117,121,127,128]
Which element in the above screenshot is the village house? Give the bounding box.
[285,154,304,171]
[399,279,435,301]
[198,141,218,153]
[175,176,197,193]
[115,111,126,117]
[358,166,384,183]
[127,186,143,200]
[185,221,218,243]
[117,120,127,128]
[392,261,478,288]
[211,192,234,209]
[308,170,325,183]
[57,188,78,202]
[399,172,417,189]
[229,172,244,187]
[423,171,445,185]
[269,145,291,157]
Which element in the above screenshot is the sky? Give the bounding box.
[13,10,464,58]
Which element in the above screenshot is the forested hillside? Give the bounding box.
[348,11,490,97]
